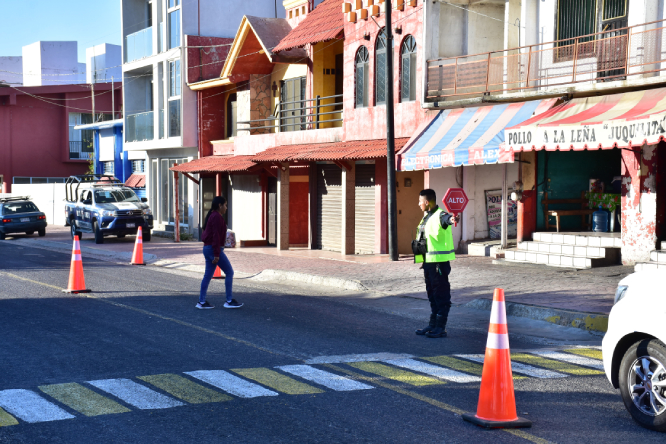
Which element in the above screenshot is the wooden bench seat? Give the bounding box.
[543,191,595,232]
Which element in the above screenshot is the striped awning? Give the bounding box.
[505,88,666,152]
[397,99,556,171]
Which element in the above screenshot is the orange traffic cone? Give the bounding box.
[130,226,145,265]
[211,265,223,279]
[462,288,531,429]
[63,236,91,294]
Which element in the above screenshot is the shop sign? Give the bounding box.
[485,190,517,239]
[505,115,666,151]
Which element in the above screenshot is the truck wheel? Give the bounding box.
[38,229,46,237]
[0,232,5,240]
[143,230,151,242]
[70,220,82,240]
[93,221,104,244]
[26,231,35,235]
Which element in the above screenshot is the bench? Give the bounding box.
[543,191,595,232]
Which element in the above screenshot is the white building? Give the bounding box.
[22,41,86,87]
[86,43,122,84]
[120,0,282,237]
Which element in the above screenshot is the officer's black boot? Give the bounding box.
[426,314,448,338]
[415,314,437,335]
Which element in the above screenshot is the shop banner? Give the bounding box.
[505,114,666,152]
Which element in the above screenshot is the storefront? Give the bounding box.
[505,88,666,265]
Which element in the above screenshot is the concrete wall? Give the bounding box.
[22,42,86,87]
[11,184,67,225]
[230,174,263,241]
[182,0,285,39]
[0,57,23,86]
[86,44,122,84]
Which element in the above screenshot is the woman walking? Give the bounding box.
[197,196,243,309]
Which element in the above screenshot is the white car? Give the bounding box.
[603,270,666,432]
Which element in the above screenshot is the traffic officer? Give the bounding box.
[413,189,459,338]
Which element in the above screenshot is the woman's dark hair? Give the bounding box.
[203,196,227,230]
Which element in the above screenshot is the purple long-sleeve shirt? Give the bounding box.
[202,211,227,257]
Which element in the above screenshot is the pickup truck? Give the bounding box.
[65,175,153,244]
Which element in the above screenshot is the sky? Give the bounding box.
[0,0,121,62]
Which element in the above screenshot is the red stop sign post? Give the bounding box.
[442,188,469,227]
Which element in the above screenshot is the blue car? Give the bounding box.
[0,197,48,240]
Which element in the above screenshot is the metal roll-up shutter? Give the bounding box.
[316,164,342,251]
[354,164,375,254]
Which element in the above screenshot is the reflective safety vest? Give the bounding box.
[415,207,456,264]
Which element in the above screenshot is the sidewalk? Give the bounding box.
[13,227,633,319]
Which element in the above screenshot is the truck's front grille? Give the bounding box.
[116,210,143,216]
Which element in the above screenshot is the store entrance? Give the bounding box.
[656,141,666,244]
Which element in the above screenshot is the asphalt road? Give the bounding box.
[0,241,662,443]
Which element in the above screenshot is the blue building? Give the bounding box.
[74,119,147,199]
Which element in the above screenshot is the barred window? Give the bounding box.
[132,160,145,173]
[375,29,387,105]
[355,46,369,108]
[103,162,114,175]
[400,35,417,102]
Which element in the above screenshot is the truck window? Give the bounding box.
[94,189,140,204]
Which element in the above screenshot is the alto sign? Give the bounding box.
[442,188,468,226]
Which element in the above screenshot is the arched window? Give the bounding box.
[355,46,369,108]
[400,35,417,102]
[375,28,387,105]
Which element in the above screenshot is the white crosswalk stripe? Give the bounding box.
[0,389,75,423]
[185,370,279,398]
[87,379,184,410]
[277,365,375,391]
[305,353,414,364]
[383,359,482,383]
[455,354,567,379]
[531,351,604,370]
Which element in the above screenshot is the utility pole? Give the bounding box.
[111,76,115,119]
[385,0,398,261]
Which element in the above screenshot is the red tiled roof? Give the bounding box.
[252,138,411,162]
[170,156,255,173]
[124,173,146,188]
[272,0,344,53]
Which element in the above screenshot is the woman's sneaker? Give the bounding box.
[196,301,215,309]
[224,299,243,309]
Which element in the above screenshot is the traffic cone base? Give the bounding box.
[463,288,532,430]
[130,227,145,265]
[63,289,92,294]
[211,266,223,279]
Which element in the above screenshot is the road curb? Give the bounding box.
[464,298,609,333]
[10,238,158,264]
[248,269,368,291]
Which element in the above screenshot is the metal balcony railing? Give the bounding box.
[125,26,153,63]
[237,94,343,135]
[427,19,666,100]
[69,141,94,160]
[126,111,154,142]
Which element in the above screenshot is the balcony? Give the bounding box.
[126,111,154,142]
[69,141,93,160]
[426,19,666,101]
[238,94,343,136]
[125,26,153,63]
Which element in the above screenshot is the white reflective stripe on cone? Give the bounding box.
[136,239,142,244]
[485,332,510,350]
[72,254,82,261]
[489,301,507,325]
[74,240,80,250]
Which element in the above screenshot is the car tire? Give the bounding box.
[0,232,5,240]
[117,234,126,238]
[38,229,46,237]
[143,230,151,242]
[70,219,82,240]
[26,231,34,235]
[93,221,104,244]
[619,339,666,432]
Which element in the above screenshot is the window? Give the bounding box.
[375,29,387,105]
[355,46,369,108]
[280,77,306,132]
[159,157,188,225]
[168,1,181,50]
[132,160,145,173]
[103,161,114,175]
[227,93,237,138]
[400,35,417,102]
[168,59,181,137]
[557,0,596,45]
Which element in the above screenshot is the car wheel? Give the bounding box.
[70,220,82,240]
[143,230,151,242]
[38,229,46,237]
[0,232,5,240]
[26,231,35,235]
[117,234,126,238]
[619,339,666,432]
[93,221,104,244]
